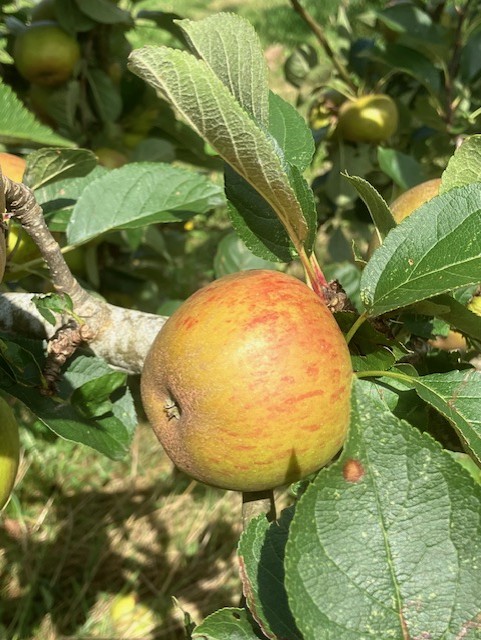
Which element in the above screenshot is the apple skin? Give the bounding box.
[337,94,399,143]
[13,22,80,87]
[389,178,442,223]
[141,269,353,492]
[0,152,26,183]
[0,396,20,510]
[369,178,442,256]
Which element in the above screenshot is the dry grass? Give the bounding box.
[0,420,248,639]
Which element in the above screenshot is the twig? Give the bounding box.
[242,490,276,530]
[3,176,94,313]
[289,0,357,92]
[1,178,167,373]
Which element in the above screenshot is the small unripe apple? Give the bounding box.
[337,94,399,143]
[13,22,80,87]
[0,396,20,510]
[141,270,353,492]
[94,147,128,169]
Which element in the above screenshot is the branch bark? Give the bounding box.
[1,177,167,374]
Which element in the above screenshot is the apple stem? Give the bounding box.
[345,311,369,345]
[241,490,276,530]
[298,247,329,302]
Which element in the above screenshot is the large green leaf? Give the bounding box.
[361,184,481,315]
[0,79,73,147]
[178,13,269,127]
[128,44,310,254]
[285,380,481,639]
[66,163,224,244]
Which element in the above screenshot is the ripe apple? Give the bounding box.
[13,22,80,87]
[0,396,20,510]
[0,152,26,183]
[337,94,399,143]
[141,270,353,492]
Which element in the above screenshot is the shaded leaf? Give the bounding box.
[192,608,259,639]
[377,147,426,190]
[24,148,97,190]
[239,508,302,640]
[410,369,481,466]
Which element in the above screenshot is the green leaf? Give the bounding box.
[238,509,302,640]
[0,350,136,459]
[73,0,131,24]
[268,91,314,172]
[377,147,426,190]
[128,46,310,253]
[192,608,259,639]
[66,163,224,245]
[440,135,481,192]
[360,184,481,316]
[372,43,441,93]
[32,293,74,326]
[213,231,281,278]
[336,312,403,373]
[24,148,97,191]
[427,293,481,343]
[343,174,395,240]
[85,69,122,123]
[71,370,126,419]
[410,369,481,466]
[285,380,481,640]
[178,13,269,127]
[0,79,73,147]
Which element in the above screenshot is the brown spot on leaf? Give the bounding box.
[343,458,365,483]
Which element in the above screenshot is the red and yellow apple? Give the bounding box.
[0,396,20,510]
[141,269,353,492]
[337,94,399,143]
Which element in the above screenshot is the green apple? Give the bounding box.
[141,269,353,492]
[13,22,80,87]
[337,94,399,143]
[0,396,20,510]
[94,147,128,169]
